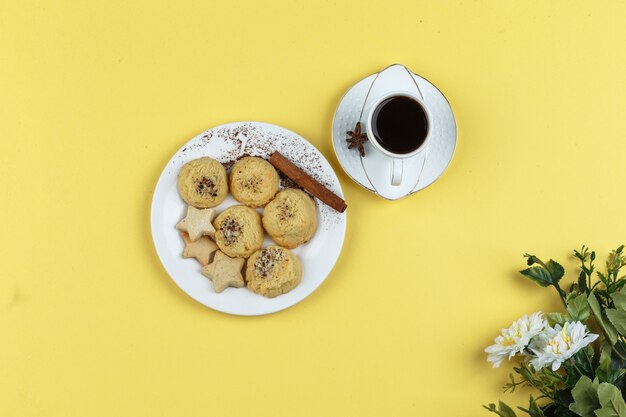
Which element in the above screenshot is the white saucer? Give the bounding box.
[332,64,457,200]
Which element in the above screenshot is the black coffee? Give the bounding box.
[371,96,428,155]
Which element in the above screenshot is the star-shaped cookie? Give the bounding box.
[176,206,216,241]
[201,251,245,293]
[181,232,218,266]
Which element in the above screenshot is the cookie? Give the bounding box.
[246,246,302,298]
[176,206,216,241]
[181,232,218,266]
[201,251,245,293]
[229,157,279,207]
[262,188,317,249]
[213,205,264,258]
[178,157,228,208]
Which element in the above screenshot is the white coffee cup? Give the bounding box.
[364,90,432,186]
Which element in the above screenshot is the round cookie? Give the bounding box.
[178,157,228,208]
[213,205,264,258]
[262,188,317,249]
[229,157,279,208]
[246,246,302,298]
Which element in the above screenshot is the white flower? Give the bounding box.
[530,321,599,371]
[485,312,547,368]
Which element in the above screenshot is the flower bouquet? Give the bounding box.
[485,246,626,417]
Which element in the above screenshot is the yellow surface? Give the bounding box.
[1,1,626,416]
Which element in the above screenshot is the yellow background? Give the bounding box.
[1,1,626,416]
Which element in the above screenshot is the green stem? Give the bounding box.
[583,349,594,377]
[516,364,556,402]
[554,283,568,308]
[572,362,586,377]
[526,379,553,402]
[614,341,626,361]
[531,257,568,306]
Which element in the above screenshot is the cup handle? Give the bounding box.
[391,159,403,186]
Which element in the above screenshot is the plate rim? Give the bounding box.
[150,120,347,316]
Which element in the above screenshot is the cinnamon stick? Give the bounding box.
[269,151,347,213]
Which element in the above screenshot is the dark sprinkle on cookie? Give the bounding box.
[254,247,285,278]
[278,201,294,222]
[220,217,241,246]
[242,176,262,192]
[195,176,218,197]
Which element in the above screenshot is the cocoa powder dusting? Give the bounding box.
[278,171,300,190]
[221,160,236,172]
[222,153,252,173]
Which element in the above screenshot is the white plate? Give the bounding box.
[151,121,347,316]
[332,64,457,200]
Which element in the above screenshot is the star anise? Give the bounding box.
[346,122,368,157]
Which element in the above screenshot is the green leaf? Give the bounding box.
[589,293,619,345]
[595,383,626,417]
[613,370,626,385]
[599,272,610,287]
[598,343,613,383]
[574,345,596,375]
[526,396,545,417]
[498,401,518,417]
[605,309,626,337]
[547,259,565,282]
[613,294,626,311]
[580,271,589,293]
[484,401,518,417]
[612,289,626,311]
[548,312,572,326]
[570,376,600,417]
[568,293,591,322]
[539,367,566,384]
[600,343,612,368]
[521,266,554,287]
[615,280,626,293]
[518,398,546,417]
